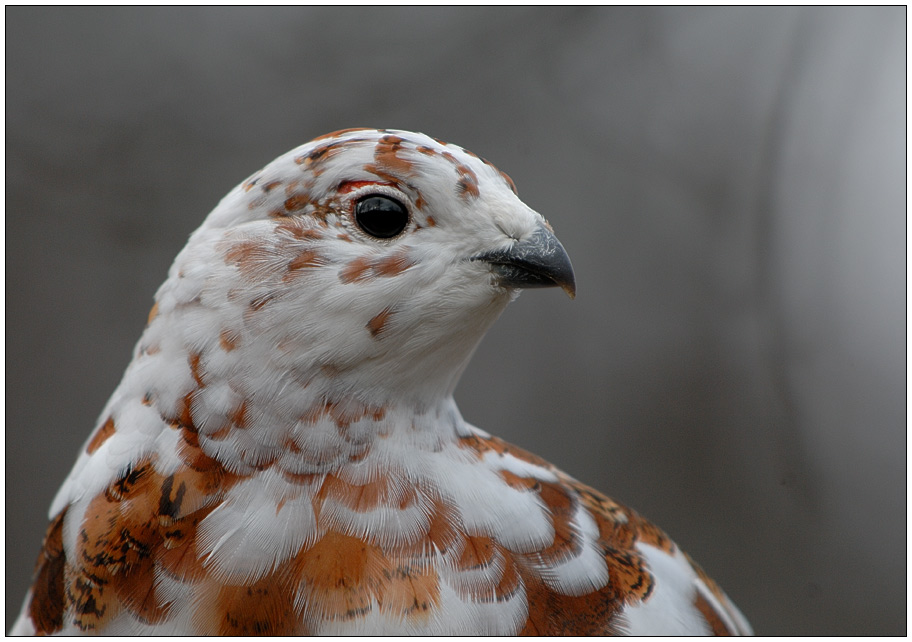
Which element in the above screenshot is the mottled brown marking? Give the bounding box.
[103,462,148,502]
[498,469,539,491]
[27,509,67,634]
[86,416,116,455]
[189,353,204,387]
[569,481,630,532]
[320,474,381,512]
[494,555,522,601]
[246,195,268,210]
[205,424,232,441]
[695,591,733,635]
[366,307,393,338]
[339,256,372,283]
[147,301,159,326]
[287,249,322,273]
[195,570,302,635]
[281,470,321,486]
[299,398,387,430]
[284,179,302,196]
[250,292,275,312]
[536,481,582,564]
[337,179,395,194]
[372,248,414,277]
[67,566,121,631]
[497,470,584,568]
[313,474,423,533]
[156,474,185,523]
[436,150,482,200]
[295,532,391,620]
[457,432,553,470]
[295,532,439,622]
[499,169,518,195]
[456,177,476,197]
[425,215,436,227]
[170,397,241,492]
[562,480,655,606]
[439,150,459,166]
[626,509,675,553]
[229,400,248,430]
[452,544,522,604]
[280,445,306,472]
[347,447,371,464]
[61,427,242,632]
[320,363,343,379]
[378,563,439,618]
[275,218,325,242]
[398,498,462,558]
[225,239,262,273]
[455,165,480,199]
[228,221,327,284]
[156,520,207,583]
[362,164,404,187]
[113,551,171,625]
[283,194,310,213]
[171,392,195,435]
[311,127,373,142]
[242,173,262,192]
[461,432,666,630]
[262,180,282,192]
[339,249,415,284]
[372,134,414,176]
[294,138,363,176]
[71,468,156,631]
[456,536,496,570]
[157,511,222,585]
[519,571,624,635]
[219,328,239,352]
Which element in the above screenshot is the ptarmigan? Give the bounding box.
[13,128,752,636]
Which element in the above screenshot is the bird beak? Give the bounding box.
[474,223,576,299]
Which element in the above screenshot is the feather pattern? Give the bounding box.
[13,128,750,635]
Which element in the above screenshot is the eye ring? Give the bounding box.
[354,194,410,239]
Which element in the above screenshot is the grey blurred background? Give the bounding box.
[6,7,905,634]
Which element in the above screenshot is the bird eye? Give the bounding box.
[354,195,409,239]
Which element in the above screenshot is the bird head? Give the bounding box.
[148,129,575,409]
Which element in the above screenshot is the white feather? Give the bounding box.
[621,543,712,635]
[537,502,610,595]
[197,468,320,584]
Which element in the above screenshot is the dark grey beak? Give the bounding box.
[475,224,576,298]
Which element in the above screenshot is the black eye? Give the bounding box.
[354,195,409,239]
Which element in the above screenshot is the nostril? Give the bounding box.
[493,222,521,243]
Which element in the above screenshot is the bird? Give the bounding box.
[13,128,752,635]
